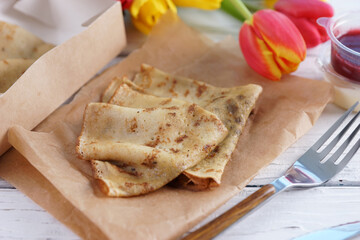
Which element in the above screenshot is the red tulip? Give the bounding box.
[117,0,133,9]
[274,0,334,48]
[239,9,306,81]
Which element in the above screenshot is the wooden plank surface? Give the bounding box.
[205,187,360,240]
[0,189,78,240]
[0,186,359,240]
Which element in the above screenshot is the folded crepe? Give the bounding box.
[0,21,54,93]
[101,65,262,190]
[127,64,262,190]
[0,21,53,60]
[0,58,34,92]
[77,102,228,197]
[102,76,145,103]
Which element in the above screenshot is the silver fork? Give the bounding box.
[184,102,360,240]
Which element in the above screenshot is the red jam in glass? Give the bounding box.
[331,30,360,82]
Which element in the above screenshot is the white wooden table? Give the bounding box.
[1,1,360,239]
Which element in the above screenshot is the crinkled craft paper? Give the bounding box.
[0,12,333,240]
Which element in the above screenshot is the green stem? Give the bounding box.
[227,0,253,21]
[243,2,263,12]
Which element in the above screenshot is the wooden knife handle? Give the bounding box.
[183,184,276,240]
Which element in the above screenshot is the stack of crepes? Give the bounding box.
[76,64,263,197]
[0,21,54,93]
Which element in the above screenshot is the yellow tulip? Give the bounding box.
[172,0,222,10]
[130,0,177,34]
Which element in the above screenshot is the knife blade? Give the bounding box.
[293,221,360,240]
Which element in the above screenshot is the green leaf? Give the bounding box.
[221,0,246,22]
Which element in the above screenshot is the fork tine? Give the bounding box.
[312,102,359,150]
[326,124,360,164]
[318,110,360,159]
[336,136,360,172]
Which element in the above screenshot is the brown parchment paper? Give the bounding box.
[0,13,333,240]
[0,2,126,156]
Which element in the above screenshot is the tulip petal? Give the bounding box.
[252,10,306,64]
[173,0,221,10]
[240,23,282,81]
[130,0,177,35]
[132,17,152,34]
[130,0,148,17]
[164,0,177,13]
[286,15,322,48]
[309,18,329,43]
[275,0,333,19]
[275,56,299,74]
[139,1,163,26]
[118,0,133,9]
